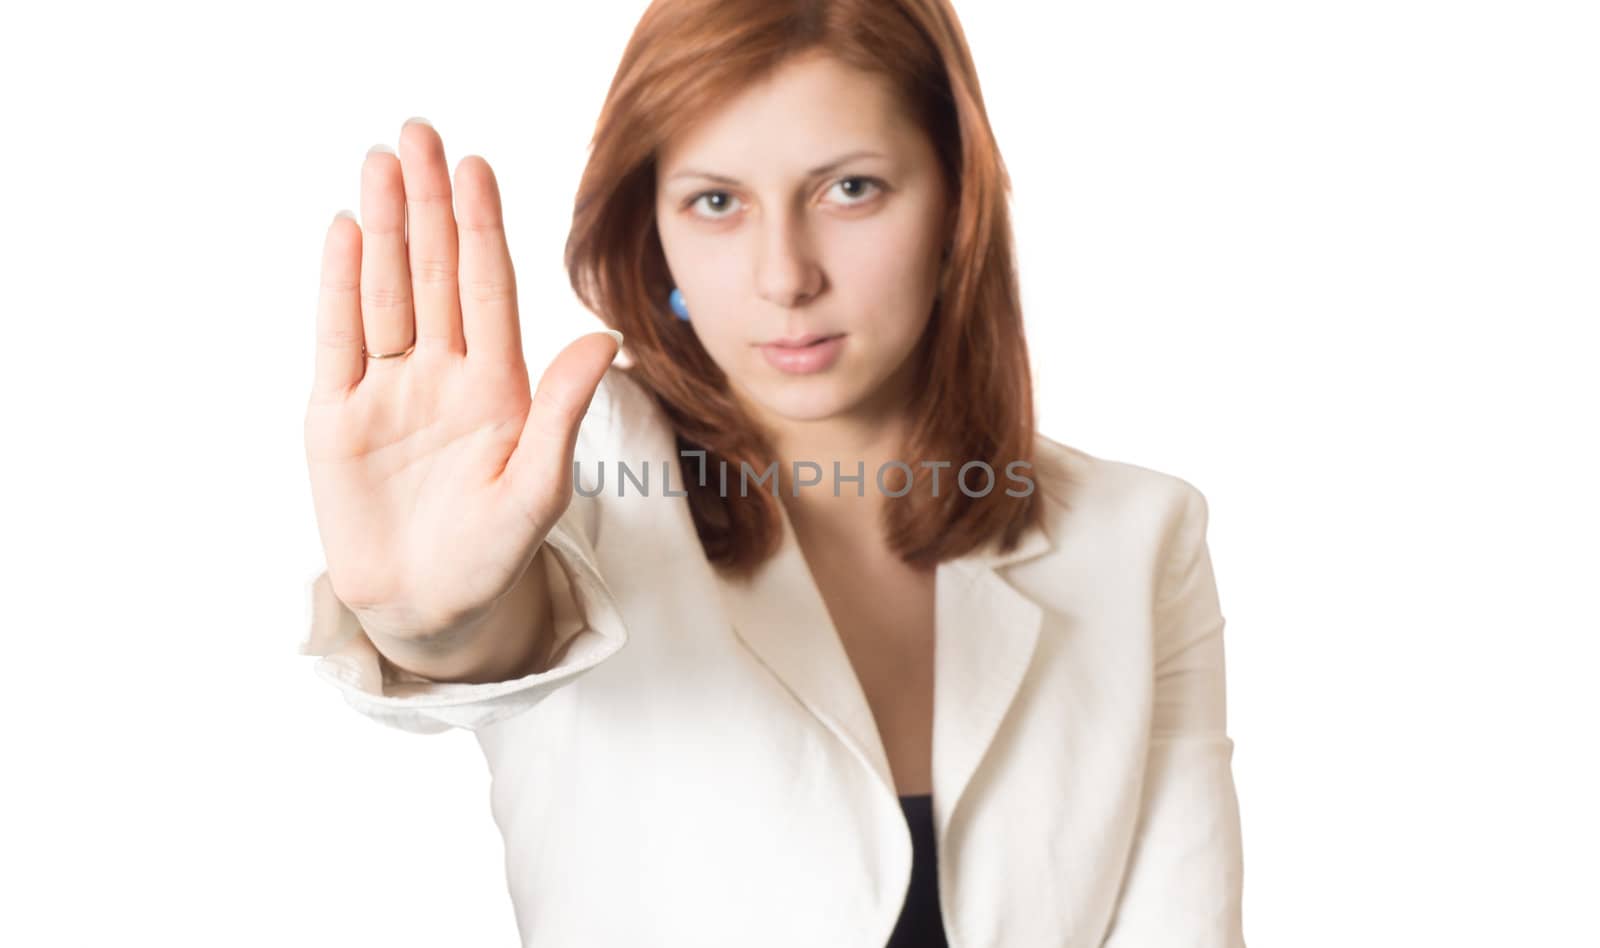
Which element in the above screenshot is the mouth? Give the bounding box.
[756,333,846,375]
[759,332,844,349]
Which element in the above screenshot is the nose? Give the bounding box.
[753,210,822,308]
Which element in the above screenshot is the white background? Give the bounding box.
[2,0,1595,944]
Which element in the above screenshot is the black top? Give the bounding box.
[886,793,950,947]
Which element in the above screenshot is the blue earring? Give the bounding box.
[668,286,690,321]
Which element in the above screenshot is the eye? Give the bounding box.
[686,190,742,220]
[826,176,885,206]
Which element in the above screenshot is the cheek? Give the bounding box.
[678,294,754,373]
[659,227,743,343]
[842,209,939,278]
[833,231,939,332]
[691,319,743,363]
[658,219,700,288]
[692,274,752,353]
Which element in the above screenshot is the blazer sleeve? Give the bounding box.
[297,369,630,736]
[1101,481,1247,947]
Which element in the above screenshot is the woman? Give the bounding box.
[301,1,1246,945]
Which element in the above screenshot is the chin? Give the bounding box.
[741,373,860,423]
[757,386,851,422]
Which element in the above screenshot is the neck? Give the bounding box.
[758,360,920,541]
[772,411,908,516]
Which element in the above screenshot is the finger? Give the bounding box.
[454,156,522,366]
[505,331,622,525]
[396,118,465,355]
[312,211,365,399]
[359,144,416,359]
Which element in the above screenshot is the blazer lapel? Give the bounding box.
[715,499,1056,823]
[716,503,899,796]
[931,518,1053,840]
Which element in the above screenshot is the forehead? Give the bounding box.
[658,53,920,175]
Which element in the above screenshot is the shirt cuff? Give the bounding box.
[298,517,627,734]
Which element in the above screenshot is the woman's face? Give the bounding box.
[654,51,952,430]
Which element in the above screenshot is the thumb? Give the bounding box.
[503,329,622,530]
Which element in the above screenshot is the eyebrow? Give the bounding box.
[667,150,888,185]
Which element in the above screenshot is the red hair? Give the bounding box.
[564,0,1042,578]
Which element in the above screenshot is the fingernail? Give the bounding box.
[333,209,355,223]
[601,329,624,348]
[404,116,432,129]
[367,143,395,156]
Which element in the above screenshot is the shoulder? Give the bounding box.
[590,362,658,418]
[1028,432,1211,562]
[577,364,676,457]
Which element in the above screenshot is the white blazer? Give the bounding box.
[300,365,1247,947]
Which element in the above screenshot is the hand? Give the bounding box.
[304,118,618,645]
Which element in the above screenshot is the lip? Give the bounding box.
[761,332,842,348]
[758,334,845,375]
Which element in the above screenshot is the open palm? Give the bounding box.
[304,118,618,644]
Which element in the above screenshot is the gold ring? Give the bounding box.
[364,342,415,359]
